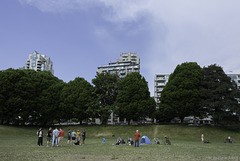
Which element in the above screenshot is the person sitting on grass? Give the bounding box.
[116,137,121,145]
[153,137,161,144]
[74,140,80,145]
[127,138,133,145]
[164,136,171,145]
[203,136,210,143]
[127,138,131,145]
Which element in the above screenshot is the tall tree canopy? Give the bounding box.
[60,77,94,124]
[33,70,65,126]
[116,72,155,124]
[0,69,64,125]
[199,64,240,125]
[159,62,202,123]
[92,73,119,125]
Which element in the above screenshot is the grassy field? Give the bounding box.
[0,125,240,161]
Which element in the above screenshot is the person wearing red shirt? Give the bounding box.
[58,128,64,147]
[134,130,140,147]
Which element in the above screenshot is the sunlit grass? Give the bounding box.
[0,125,240,161]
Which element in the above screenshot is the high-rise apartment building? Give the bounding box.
[95,52,140,125]
[25,51,54,74]
[154,74,170,105]
[97,52,140,78]
[227,73,240,88]
[154,73,240,105]
[154,72,240,124]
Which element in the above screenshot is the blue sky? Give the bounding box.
[1,0,240,95]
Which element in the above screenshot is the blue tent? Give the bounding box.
[140,136,151,145]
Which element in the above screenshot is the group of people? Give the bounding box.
[224,136,232,143]
[113,130,140,147]
[37,127,86,147]
[201,134,210,143]
[201,134,232,144]
[70,129,86,145]
[39,128,234,148]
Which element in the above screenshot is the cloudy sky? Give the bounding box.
[1,0,240,95]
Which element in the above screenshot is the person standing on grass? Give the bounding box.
[52,127,59,147]
[46,127,52,147]
[58,128,64,147]
[76,130,81,145]
[67,129,71,145]
[134,130,140,147]
[228,136,231,143]
[201,134,204,143]
[82,129,86,145]
[71,130,77,145]
[37,128,43,146]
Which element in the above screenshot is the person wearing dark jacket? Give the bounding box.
[37,128,43,146]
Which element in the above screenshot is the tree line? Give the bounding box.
[0,62,240,126]
[156,62,240,126]
[0,69,155,126]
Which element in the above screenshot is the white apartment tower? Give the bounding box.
[154,73,240,105]
[96,52,140,125]
[227,73,240,88]
[25,51,54,74]
[154,74,170,104]
[97,52,140,78]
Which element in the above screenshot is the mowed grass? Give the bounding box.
[0,125,240,161]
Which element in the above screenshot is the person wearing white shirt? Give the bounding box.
[52,128,59,147]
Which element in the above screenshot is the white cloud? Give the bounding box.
[99,0,240,94]
[98,0,152,22]
[19,0,240,95]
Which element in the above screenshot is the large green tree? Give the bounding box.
[0,69,23,124]
[38,73,65,126]
[0,69,38,125]
[116,72,156,124]
[199,64,240,125]
[92,73,119,125]
[23,70,64,126]
[159,62,202,123]
[60,77,94,124]
[0,69,64,125]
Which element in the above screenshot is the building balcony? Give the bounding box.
[157,88,163,92]
[156,84,165,86]
[156,77,166,80]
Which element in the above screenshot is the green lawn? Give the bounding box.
[0,125,240,161]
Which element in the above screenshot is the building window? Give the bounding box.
[41,64,45,71]
[31,61,36,67]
